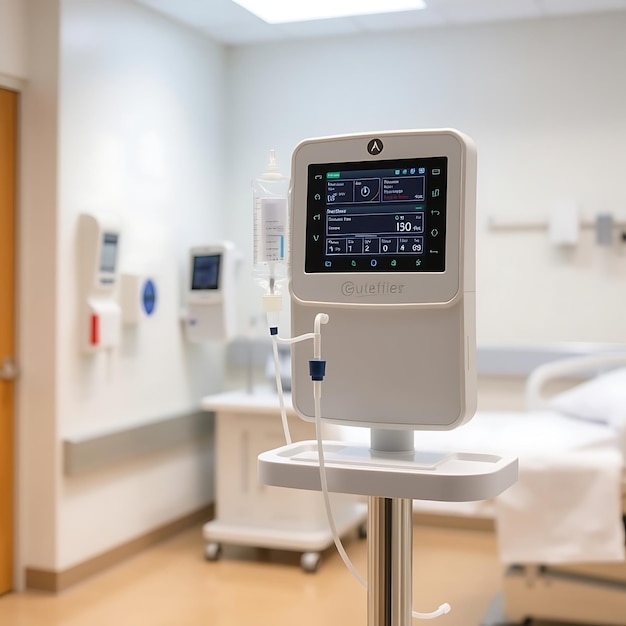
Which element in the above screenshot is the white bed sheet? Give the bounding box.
[340,410,624,455]
[339,410,626,564]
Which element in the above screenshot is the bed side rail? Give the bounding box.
[525,352,626,411]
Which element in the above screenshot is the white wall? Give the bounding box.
[0,0,27,81]
[224,12,626,344]
[53,0,225,570]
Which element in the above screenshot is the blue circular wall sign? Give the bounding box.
[142,279,157,316]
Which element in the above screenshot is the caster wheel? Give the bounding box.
[358,523,367,539]
[205,542,222,561]
[301,551,321,573]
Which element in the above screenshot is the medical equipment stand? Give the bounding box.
[368,430,418,626]
[260,427,518,626]
[368,496,412,626]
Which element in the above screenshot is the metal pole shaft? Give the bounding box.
[367,496,413,626]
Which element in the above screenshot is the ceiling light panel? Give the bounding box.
[231,0,427,24]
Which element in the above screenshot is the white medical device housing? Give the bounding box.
[186,242,236,342]
[121,273,158,325]
[78,212,122,354]
[290,130,477,430]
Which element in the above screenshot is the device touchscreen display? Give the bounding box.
[100,233,119,273]
[305,157,447,273]
[191,254,221,290]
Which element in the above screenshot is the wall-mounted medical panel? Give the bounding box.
[78,212,122,354]
[185,241,237,342]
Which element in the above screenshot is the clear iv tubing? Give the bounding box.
[269,314,451,621]
[310,314,367,588]
[272,333,316,446]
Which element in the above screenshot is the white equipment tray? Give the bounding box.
[259,440,518,502]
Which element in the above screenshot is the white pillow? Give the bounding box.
[549,367,626,430]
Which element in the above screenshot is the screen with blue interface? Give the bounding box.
[305,157,447,273]
[191,254,221,290]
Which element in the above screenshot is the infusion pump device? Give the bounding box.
[185,242,236,342]
[290,130,477,430]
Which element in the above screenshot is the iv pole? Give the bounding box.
[368,430,414,626]
[260,426,517,625]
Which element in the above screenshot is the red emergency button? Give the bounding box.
[90,314,99,346]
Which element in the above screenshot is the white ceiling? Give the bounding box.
[133,0,626,45]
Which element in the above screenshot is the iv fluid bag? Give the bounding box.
[255,196,287,264]
[253,150,288,285]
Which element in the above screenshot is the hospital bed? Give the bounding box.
[490,352,626,626]
[341,351,626,625]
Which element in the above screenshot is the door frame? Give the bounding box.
[0,77,22,593]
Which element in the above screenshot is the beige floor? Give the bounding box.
[0,524,506,626]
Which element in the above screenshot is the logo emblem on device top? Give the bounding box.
[367,139,383,155]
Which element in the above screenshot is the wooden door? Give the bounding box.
[0,87,17,595]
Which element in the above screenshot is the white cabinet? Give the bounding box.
[201,388,367,571]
